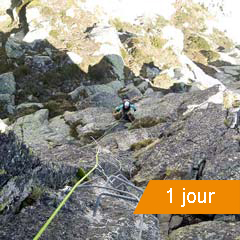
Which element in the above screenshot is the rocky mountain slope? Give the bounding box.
[1,0,240,239]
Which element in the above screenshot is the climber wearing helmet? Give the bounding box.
[114,98,136,122]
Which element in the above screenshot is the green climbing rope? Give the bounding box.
[33,148,100,240]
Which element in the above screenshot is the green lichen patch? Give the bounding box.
[209,28,234,50]
[185,35,210,51]
[172,1,208,32]
[130,138,155,151]
[0,169,7,175]
[110,18,141,33]
[150,36,167,49]
[44,97,76,118]
[49,30,59,39]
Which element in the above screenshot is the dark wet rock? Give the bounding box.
[170,82,191,93]
[195,62,218,78]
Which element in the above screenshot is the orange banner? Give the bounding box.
[134,180,240,214]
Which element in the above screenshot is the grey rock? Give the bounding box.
[220,66,240,76]
[134,85,220,128]
[169,221,240,240]
[157,214,172,223]
[0,131,40,214]
[16,102,44,111]
[214,214,237,222]
[157,214,172,238]
[118,84,143,100]
[169,215,183,230]
[6,104,15,115]
[214,72,235,85]
[132,86,236,186]
[12,109,74,152]
[140,63,161,80]
[0,94,14,105]
[68,86,87,101]
[76,92,121,110]
[99,128,150,151]
[173,68,184,80]
[88,54,124,84]
[69,81,123,102]
[5,38,26,59]
[144,88,154,96]
[0,94,15,117]
[25,55,54,72]
[0,178,160,240]
[64,107,115,144]
[136,81,149,94]
[105,54,125,80]
[107,80,124,92]
[0,72,16,95]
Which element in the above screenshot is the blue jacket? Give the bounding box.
[115,103,136,112]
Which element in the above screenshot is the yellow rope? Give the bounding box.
[33,147,100,240]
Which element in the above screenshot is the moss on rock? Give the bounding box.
[130,138,155,151]
[186,35,210,51]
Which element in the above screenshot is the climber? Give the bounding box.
[113,98,136,122]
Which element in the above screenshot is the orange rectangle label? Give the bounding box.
[134,180,240,214]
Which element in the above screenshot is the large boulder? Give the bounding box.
[0,178,160,240]
[64,107,115,144]
[69,81,123,102]
[5,38,26,59]
[88,54,125,84]
[76,91,121,110]
[99,128,152,151]
[11,109,74,153]
[169,221,240,240]
[140,62,161,80]
[118,84,143,100]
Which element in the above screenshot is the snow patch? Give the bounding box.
[67,52,83,64]
[79,0,176,23]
